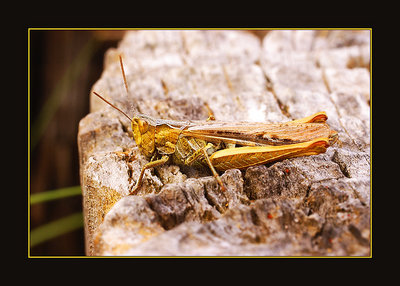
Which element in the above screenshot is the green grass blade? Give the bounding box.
[30,37,99,150]
[30,212,83,248]
[30,186,81,205]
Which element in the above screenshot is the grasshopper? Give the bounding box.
[93,57,338,195]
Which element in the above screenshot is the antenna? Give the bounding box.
[119,55,129,95]
[93,91,132,122]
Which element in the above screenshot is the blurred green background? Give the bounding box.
[29,30,125,255]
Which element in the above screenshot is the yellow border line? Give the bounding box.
[369,28,372,259]
[28,27,372,259]
[28,28,31,257]
[28,27,372,30]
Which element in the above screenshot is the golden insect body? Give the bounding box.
[93,57,338,195]
[94,92,337,194]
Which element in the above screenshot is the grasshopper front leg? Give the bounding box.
[129,155,169,195]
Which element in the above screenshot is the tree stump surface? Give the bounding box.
[78,30,370,256]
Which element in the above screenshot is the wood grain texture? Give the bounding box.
[78,30,370,256]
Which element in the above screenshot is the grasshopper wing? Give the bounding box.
[182,112,337,146]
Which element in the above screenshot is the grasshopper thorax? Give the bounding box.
[131,117,155,158]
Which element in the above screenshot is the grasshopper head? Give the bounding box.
[131,117,155,158]
[92,91,156,158]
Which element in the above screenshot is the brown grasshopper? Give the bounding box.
[93,57,338,195]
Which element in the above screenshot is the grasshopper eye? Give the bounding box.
[138,120,149,134]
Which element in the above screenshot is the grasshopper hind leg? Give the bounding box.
[183,142,226,192]
[201,145,226,192]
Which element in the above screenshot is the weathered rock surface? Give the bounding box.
[78,30,370,256]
